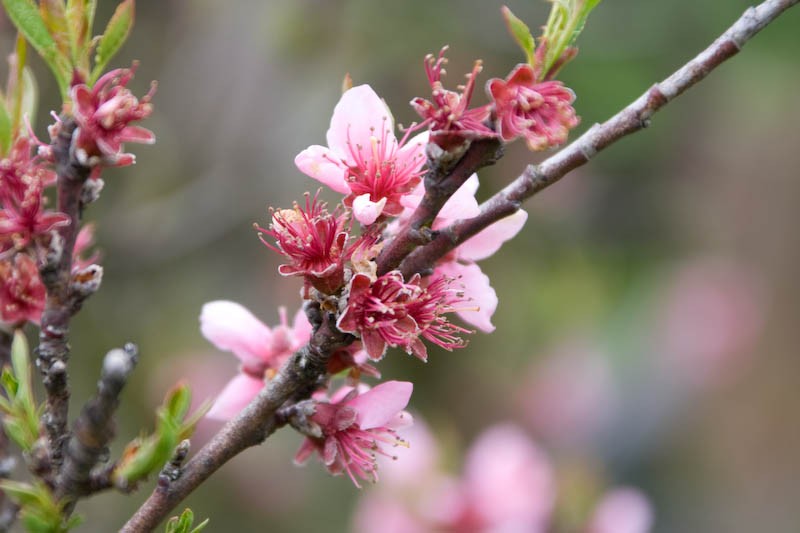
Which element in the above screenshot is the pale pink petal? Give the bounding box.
[291,308,313,348]
[376,418,439,488]
[394,129,428,174]
[206,373,264,420]
[588,487,654,533]
[352,194,387,225]
[436,262,497,333]
[200,301,273,367]
[326,85,396,163]
[435,174,480,228]
[399,181,425,212]
[464,424,555,530]
[458,209,528,262]
[347,380,413,430]
[294,144,350,194]
[118,125,155,144]
[353,494,426,533]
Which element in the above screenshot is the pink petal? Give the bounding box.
[118,125,156,144]
[206,373,264,420]
[352,194,387,225]
[294,145,350,194]
[294,437,318,465]
[464,424,555,529]
[347,380,413,430]
[394,129,428,174]
[200,301,273,367]
[457,209,528,262]
[436,262,497,333]
[588,487,654,533]
[435,174,480,229]
[291,308,313,349]
[71,85,94,123]
[326,85,396,164]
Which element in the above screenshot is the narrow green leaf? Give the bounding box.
[19,66,38,127]
[165,383,191,421]
[0,102,11,156]
[501,6,536,66]
[90,0,135,84]
[1,0,71,95]
[191,518,210,533]
[39,0,70,57]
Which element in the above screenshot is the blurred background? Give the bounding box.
[3,0,800,531]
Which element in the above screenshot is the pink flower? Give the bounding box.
[295,85,428,225]
[72,224,100,272]
[588,487,654,533]
[294,381,413,487]
[256,193,351,294]
[70,65,156,167]
[397,174,527,332]
[0,254,46,325]
[0,137,55,201]
[487,63,579,151]
[0,176,70,252]
[337,271,469,362]
[411,47,497,149]
[200,301,312,420]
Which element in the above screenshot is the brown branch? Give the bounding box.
[121,0,797,529]
[37,118,92,468]
[398,0,800,278]
[376,138,503,276]
[57,344,138,502]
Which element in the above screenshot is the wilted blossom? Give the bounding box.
[487,63,579,151]
[0,136,56,200]
[256,193,351,295]
[337,271,469,362]
[294,381,413,487]
[396,174,527,332]
[200,301,312,419]
[295,85,428,225]
[411,47,497,148]
[69,65,156,167]
[0,174,70,252]
[0,254,45,325]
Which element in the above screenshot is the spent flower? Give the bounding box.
[69,64,156,168]
[0,254,46,325]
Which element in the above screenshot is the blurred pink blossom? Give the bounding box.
[518,340,617,448]
[588,487,654,533]
[655,257,766,386]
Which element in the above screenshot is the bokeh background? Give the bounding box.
[3,0,800,531]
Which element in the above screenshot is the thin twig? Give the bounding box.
[36,118,92,468]
[399,0,800,277]
[57,344,138,502]
[120,0,798,529]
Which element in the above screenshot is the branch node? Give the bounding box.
[158,440,191,490]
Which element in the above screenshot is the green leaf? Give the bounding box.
[166,509,209,533]
[165,383,191,421]
[0,481,82,532]
[540,0,602,78]
[501,6,536,66]
[0,102,11,155]
[19,66,38,127]
[1,0,71,97]
[90,0,135,84]
[39,0,70,57]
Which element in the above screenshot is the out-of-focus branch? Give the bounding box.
[37,118,92,468]
[399,0,800,278]
[120,0,797,529]
[57,344,139,502]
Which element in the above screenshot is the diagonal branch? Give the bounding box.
[121,0,798,530]
[398,0,800,278]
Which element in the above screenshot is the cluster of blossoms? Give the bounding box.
[204,18,582,484]
[0,61,155,330]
